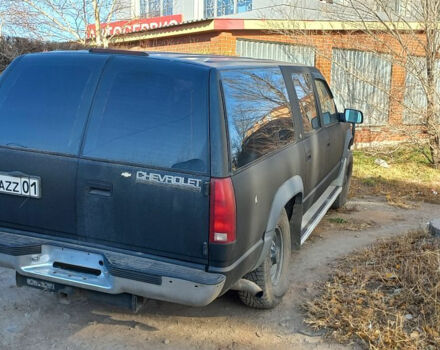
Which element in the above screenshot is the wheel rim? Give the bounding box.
[270,227,284,286]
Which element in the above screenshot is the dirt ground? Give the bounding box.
[0,196,439,350]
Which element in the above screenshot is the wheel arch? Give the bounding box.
[252,175,304,270]
[264,175,304,233]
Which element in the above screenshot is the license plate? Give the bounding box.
[0,173,41,198]
[16,274,60,292]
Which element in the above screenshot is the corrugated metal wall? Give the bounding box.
[236,39,316,66]
[404,57,440,124]
[331,48,392,126]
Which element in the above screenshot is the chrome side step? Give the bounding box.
[300,185,342,245]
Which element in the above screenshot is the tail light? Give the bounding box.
[209,177,236,244]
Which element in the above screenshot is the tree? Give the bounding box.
[276,0,440,167]
[0,37,85,72]
[5,0,129,47]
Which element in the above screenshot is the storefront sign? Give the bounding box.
[87,14,183,39]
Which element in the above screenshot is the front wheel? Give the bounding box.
[238,209,291,309]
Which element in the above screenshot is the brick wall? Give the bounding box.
[121,29,428,146]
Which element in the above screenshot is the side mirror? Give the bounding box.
[341,109,363,124]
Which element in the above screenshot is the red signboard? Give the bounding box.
[87,14,183,39]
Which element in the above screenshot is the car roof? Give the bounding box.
[145,51,309,69]
[29,49,314,70]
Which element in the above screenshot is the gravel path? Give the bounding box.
[0,196,438,350]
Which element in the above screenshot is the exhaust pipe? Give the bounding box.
[230,279,263,297]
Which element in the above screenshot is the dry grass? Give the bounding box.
[305,230,440,350]
[350,146,440,206]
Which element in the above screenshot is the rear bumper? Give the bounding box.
[0,231,225,306]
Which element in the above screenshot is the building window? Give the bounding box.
[162,0,173,16]
[205,0,215,17]
[237,0,252,13]
[139,0,173,18]
[140,0,147,17]
[217,0,234,16]
[331,48,392,125]
[148,0,160,17]
[204,0,252,18]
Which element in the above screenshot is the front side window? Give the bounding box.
[315,80,338,125]
[83,56,209,173]
[0,54,106,155]
[221,68,295,170]
[291,73,320,133]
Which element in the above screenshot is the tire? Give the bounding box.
[238,209,291,309]
[332,152,353,210]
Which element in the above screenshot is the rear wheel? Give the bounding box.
[238,210,291,309]
[332,152,353,210]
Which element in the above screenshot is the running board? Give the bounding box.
[300,186,342,245]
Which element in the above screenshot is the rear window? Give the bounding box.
[0,54,106,154]
[82,56,209,173]
[221,67,295,170]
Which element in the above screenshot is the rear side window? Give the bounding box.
[291,73,320,133]
[315,79,338,125]
[82,56,209,173]
[0,54,106,154]
[221,68,295,170]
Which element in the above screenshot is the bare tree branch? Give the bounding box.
[272,0,440,166]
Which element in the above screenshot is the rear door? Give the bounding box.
[0,53,107,239]
[77,56,210,264]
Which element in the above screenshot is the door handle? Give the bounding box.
[87,181,112,197]
[306,153,312,161]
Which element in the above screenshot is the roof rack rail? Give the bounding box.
[89,48,149,56]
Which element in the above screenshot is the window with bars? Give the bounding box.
[148,0,160,17]
[139,0,172,18]
[403,56,440,125]
[204,0,252,18]
[331,48,392,126]
[217,0,234,16]
[162,0,173,16]
[140,0,147,17]
[205,0,215,17]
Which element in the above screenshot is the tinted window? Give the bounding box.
[83,56,209,173]
[291,73,320,133]
[315,80,338,125]
[0,54,105,154]
[221,68,295,170]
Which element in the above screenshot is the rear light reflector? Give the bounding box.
[209,177,236,244]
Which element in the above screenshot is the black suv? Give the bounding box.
[0,49,362,309]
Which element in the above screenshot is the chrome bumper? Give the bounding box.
[0,233,225,307]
